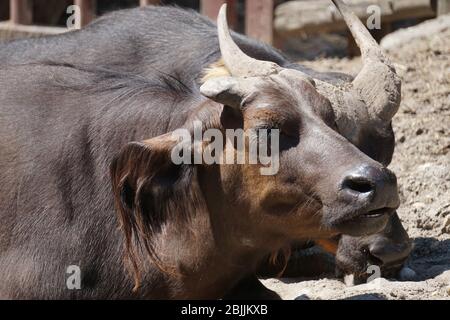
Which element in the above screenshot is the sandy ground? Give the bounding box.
[263,19,450,300]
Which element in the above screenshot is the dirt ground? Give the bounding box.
[263,19,450,300]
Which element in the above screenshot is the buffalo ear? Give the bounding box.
[200,76,249,108]
[110,139,177,229]
[109,134,201,288]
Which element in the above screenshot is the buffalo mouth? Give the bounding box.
[362,207,393,218]
[329,207,396,237]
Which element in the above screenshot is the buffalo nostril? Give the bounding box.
[340,166,400,209]
[342,176,374,194]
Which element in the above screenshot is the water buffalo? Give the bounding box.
[0,1,411,299]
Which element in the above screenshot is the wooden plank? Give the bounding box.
[0,21,66,42]
[391,0,435,19]
[140,0,160,6]
[393,0,431,11]
[200,0,237,29]
[74,0,96,28]
[275,1,334,36]
[246,0,274,44]
[10,0,33,25]
[275,0,435,38]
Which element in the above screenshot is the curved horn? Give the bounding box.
[217,4,281,77]
[332,0,401,122]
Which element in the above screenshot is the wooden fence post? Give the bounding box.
[10,0,33,25]
[200,0,237,29]
[201,0,224,20]
[436,0,450,15]
[245,0,274,44]
[74,0,96,27]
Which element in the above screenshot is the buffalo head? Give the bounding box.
[316,0,411,279]
[110,3,403,291]
[199,4,400,237]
